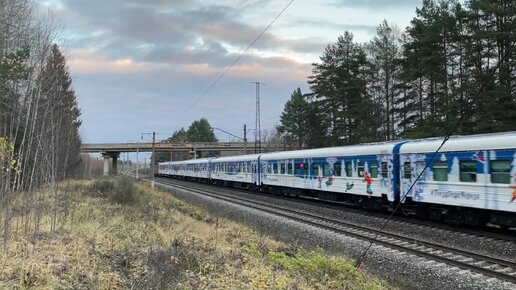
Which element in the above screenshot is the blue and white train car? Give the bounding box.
[182,158,214,181]
[399,132,516,226]
[169,161,185,177]
[158,161,173,177]
[259,142,405,206]
[210,154,261,188]
[158,160,186,178]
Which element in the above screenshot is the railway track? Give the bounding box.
[155,178,516,284]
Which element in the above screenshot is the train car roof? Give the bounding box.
[182,157,215,164]
[400,131,516,153]
[260,141,402,160]
[159,157,214,165]
[212,154,261,163]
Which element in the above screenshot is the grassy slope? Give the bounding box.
[0,177,396,289]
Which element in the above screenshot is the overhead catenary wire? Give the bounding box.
[172,0,295,125]
[354,39,516,269]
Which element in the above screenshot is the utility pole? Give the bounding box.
[142,132,156,188]
[251,82,265,153]
[136,141,139,180]
[151,131,155,188]
[243,124,247,155]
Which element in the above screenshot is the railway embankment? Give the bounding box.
[0,176,393,289]
[159,178,516,290]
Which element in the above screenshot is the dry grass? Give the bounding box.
[0,177,396,289]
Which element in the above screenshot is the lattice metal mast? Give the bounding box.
[251,82,265,153]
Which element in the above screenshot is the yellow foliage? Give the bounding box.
[0,136,10,160]
[0,136,16,173]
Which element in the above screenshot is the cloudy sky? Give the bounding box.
[37,0,423,144]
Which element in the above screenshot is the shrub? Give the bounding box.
[140,241,202,289]
[90,176,141,205]
[91,178,114,194]
[269,248,356,277]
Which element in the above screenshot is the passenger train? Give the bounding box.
[157,132,516,228]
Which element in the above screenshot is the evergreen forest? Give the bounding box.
[278,0,516,149]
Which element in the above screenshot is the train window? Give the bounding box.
[491,160,510,184]
[334,162,342,176]
[313,164,319,176]
[345,162,352,177]
[357,162,365,177]
[287,162,293,175]
[381,162,388,178]
[292,163,298,175]
[268,163,273,174]
[280,162,286,174]
[323,163,331,176]
[459,161,476,182]
[433,161,448,181]
[403,162,411,179]
[370,162,378,178]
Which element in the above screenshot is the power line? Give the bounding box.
[172,0,295,125]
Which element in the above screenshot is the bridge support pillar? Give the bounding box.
[101,152,120,176]
[102,155,109,176]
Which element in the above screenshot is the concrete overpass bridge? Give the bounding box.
[80,142,262,153]
[80,142,273,176]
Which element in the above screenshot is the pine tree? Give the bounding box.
[465,0,516,133]
[400,0,463,137]
[187,118,218,142]
[33,44,81,184]
[366,20,402,140]
[308,32,372,145]
[277,88,310,149]
[167,128,188,143]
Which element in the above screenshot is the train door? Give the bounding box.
[250,160,258,185]
[207,160,212,180]
[377,155,393,201]
[400,156,426,202]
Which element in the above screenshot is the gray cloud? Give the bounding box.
[55,0,326,67]
[328,0,423,10]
